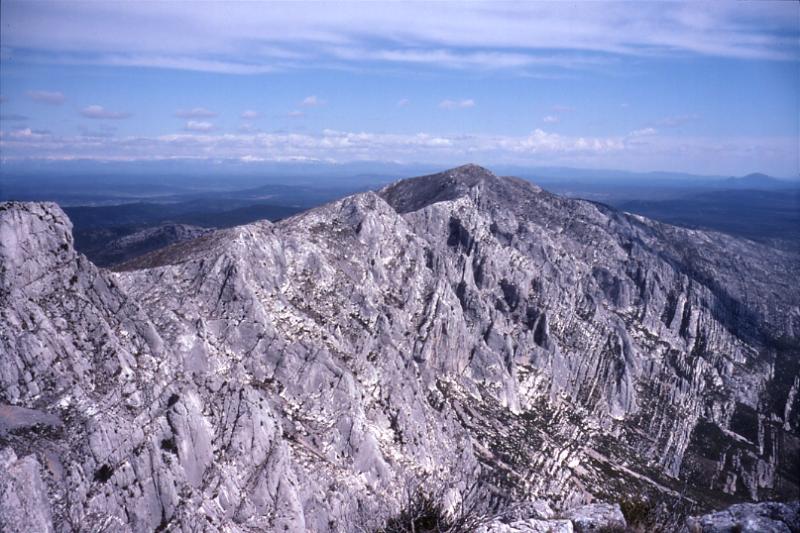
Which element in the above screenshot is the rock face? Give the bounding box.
[1,165,798,532]
[563,503,627,532]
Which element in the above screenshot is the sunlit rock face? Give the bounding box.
[1,165,798,532]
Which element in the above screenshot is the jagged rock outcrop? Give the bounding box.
[1,165,798,532]
[480,502,625,532]
[481,517,574,532]
[563,503,627,532]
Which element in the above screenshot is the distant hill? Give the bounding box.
[721,173,797,190]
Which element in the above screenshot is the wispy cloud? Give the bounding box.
[101,54,277,74]
[26,90,65,105]
[287,110,305,118]
[3,2,794,75]
[439,99,475,109]
[184,120,214,132]
[630,127,657,137]
[80,105,131,119]
[301,95,325,107]
[3,127,51,140]
[238,123,260,133]
[175,107,217,118]
[241,110,260,119]
[543,115,560,124]
[397,98,410,108]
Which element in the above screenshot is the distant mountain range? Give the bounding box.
[512,167,799,189]
[2,159,798,199]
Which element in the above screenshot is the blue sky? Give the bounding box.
[0,1,798,176]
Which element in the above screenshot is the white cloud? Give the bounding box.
[175,107,217,118]
[287,110,305,118]
[397,98,410,107]
[1,127,796,175]
[439,99,475,109]
[99,54,277,74]
[301,95,325,107]
[80,105,131,119]
[0,127,625,160]
[184,120,214,132]
[543,115,560,124]
[4,127,49,140]
[240,109,260,119]
[26,90,65,104]
[630,127,657,137]
[240,154,267,162]
[327,46,609,71]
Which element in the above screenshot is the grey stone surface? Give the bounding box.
[481,518,574,533]
[684,501,800,532]
[0,447,54,533]
[563,503,626,532]
[0,165,798,531]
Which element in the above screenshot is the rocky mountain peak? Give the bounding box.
[379,163,504,213]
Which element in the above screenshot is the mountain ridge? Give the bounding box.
[1,165,798,532]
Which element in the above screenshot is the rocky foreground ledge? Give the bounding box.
[483,501,800,532]
[1,166,798,532]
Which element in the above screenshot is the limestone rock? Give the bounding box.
[0,448,54,533]
[563,503,627,532]
[0,166,798,531]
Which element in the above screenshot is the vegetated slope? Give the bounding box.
[1,165,798,532]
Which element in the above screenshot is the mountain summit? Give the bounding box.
[1,167,798,532]
[379,163,543,214]
[380,163,500,212]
